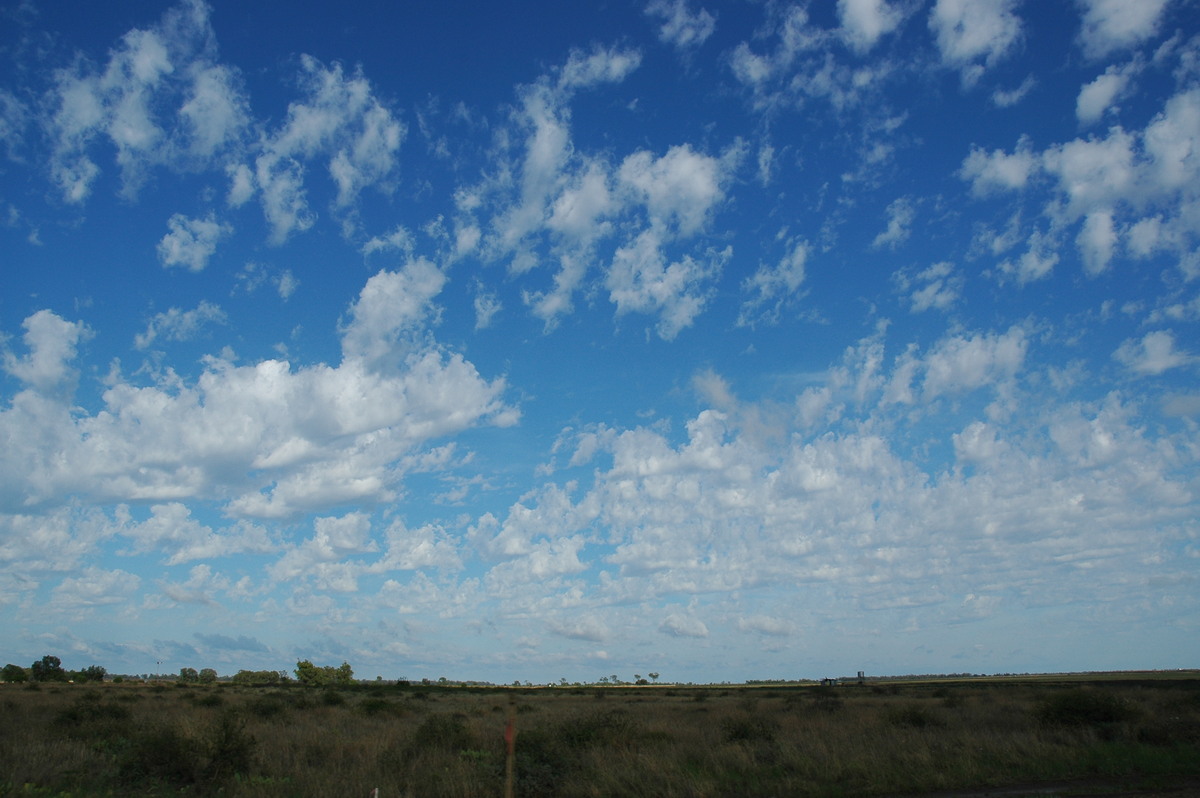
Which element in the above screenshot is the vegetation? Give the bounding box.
[0,674,1197,797]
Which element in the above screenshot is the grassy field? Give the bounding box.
[2,674,1198,797]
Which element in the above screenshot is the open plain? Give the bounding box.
[2,673,1199,797]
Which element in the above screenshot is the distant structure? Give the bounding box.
[857,670,865,684]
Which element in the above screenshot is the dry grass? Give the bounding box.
[1,677,1198,796]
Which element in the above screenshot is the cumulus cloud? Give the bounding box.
[157,213,231,271]
[606,229,730,340]
[873,196,915,249]
[646,0,716,50]
[51,566,140,609]
[233,56,406,243]
[2,310,90,393]
[134,301,227,350]
[44,0,248,203]
[660,611,709,638]
[1076,62,1138,125]
[618,144,730,236]
[895,261,962,313]
[838,0,904,53]
[738,239,809,326]
[959,137,1037,195]
[1,294,513,518]
[929,0,1023,85]
[959,88,1200,282]
[339,259,446,365]
[1076,0,1172,60]
[1114,330,1195,375]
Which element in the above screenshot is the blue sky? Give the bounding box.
[1,0,1197,683]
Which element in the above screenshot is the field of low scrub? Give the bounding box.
[2,676,1198,796]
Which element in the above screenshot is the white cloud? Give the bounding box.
[1,299,514,519]
[838,0,903,53]
[929,0,1023,84]
[2,310,90,393]
[44,0,248,203]
[549,615,610,642]
[1076,209,1117,275]
[120,503,273,565]
[897,261,962,313]
[340,259,446,366]
[738,238,809,326]
[660,611,709,638]
[606,229,729,340]
[618,144,729,236]
[1076,63,1136,125]
[237,56,405,244]
[873,196,915,249]
[135,301,227,350]
[997,231,1059,284]
[1076,0,1172,60]
[157,212,231,271]
[886,327,1027,404]
[992,75,1036,107]
[50,566,140,609]
[1114,330,1195,375]
[959,137,1037,195]
[558,45,642,92]
[646,0,716,50]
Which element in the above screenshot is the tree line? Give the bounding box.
[0,654,354,687]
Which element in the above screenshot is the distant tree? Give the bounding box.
[335,661,354,686]
[649,672,660,683]
[199,668,218,684]
[2,664,28,682]
[232,669,281,686]
[77,665,107,683]
[295,660,354,687]
[30,655,66,682]
[179,667,199,683]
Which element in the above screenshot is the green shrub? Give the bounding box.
[358,696,399,716]
[721,714,778,744]
[203,710,256,782]
[116,724,198,786]
[558,708,639,749]
[1035,689,1139,728]
[885,705,943,729]
[408,713,475,755]
[245,695,288,719]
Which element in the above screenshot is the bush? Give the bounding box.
[558,709,638,749]
[203,710,256,781]
[721,714,778,744]
[886,705,943,729]
[1035,689,1139,728]
[408,713,476,755]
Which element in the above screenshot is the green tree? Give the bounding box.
[179,667,199,682]
[334,661,354,686]
[295,659,354,687]
[30,655,66,682]
[649,672,660,683]
[77,665,107,682]
[2,663,28,682]
[232,669,281,686]
[199,668,218,684]
[294,659,329,687]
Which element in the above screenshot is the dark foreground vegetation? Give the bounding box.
[2,674,1199,797]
